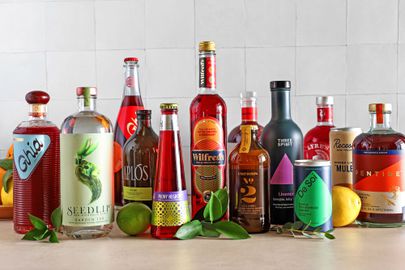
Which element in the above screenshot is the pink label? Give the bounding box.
[270,154,293,185]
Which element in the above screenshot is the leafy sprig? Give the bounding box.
[272,221,335,240]
[22,207,62,243]
[175,188,250,240]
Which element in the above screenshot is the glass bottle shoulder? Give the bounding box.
[353,131,405,151]
[229,141,270,164]
[61,111,113,134]
[14,119,59,134]
[190,93,227,111]
[124,129,159,150]
[304,125,334,143]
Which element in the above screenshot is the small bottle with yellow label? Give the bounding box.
[229,124,270,233]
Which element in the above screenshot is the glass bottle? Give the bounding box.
[114,57,144,207]
[151,103,190,239]
[122,110,158,208]
[261,81,303,225]
[13,91,60,234]
[229,124,270,233]
[353,103,405,225]
[190,41,227,218]
[304,96,335,160]
[60,87,114,239]
[228,91,264,152]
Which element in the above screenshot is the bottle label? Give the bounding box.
[151,190,190,226]
[116,105,144,140]
[304,142,330,160]
[236,170,264,217]
[199,55,216,89]
[239,126,252,154]
[317,107,333,123]
[241,107,257,122]
[270,153,293,185]
[353,149,405,214]
[294,171,332,227]
[191,117,226,202]
[123,164,153,201]
[61,133,114,227]
[13,134,51,180]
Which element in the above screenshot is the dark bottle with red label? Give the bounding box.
[13,91,60,234]
[304,96,335,160]
[353,103,405,225]
[190,41,227,218]
[114,57,144,206]
[261,81,303,225]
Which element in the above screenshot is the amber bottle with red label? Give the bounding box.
[353,103,405,225]
[190,41,227,218]
[114,57,144,206]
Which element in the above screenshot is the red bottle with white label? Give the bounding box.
[114,57,144,206]
[304,96,335,160]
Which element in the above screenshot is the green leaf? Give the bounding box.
[34,230,51,241]
[282,222,294,230]
[192,206,206,221]
[326,229,334,233]
[212,221,250,240]
[51,207,62,231]
[22,229,44,241]
[201,222,221,238]
[0,159,13,170]
[2,169,12,193]
[292,221,304,230]
[83,141,98,156]
[214,187,229,217]
[77,139,90,156]
[28,214,47,231]
[49,231,59,243]
[203,193,222,223]
[175,220,202,240]
[324,232,335,240]
[313,227,322,233]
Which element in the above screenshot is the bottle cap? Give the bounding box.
[137,110,152,116]
[124,57,139,63]
[369,103,392,113]
[316,96,334,105]
[160,103,178,110]
[270,81,291,91]
[76,87,97,97]
[25,90,50,104]
[199,41,216,52]
[241,91,257,99]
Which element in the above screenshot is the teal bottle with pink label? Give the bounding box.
[261,81,303,225]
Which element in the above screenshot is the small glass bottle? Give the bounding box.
[304,96,335,160]
[13,91,60,234]
[229,124,270,233]
[353,103,405,225]
[60,87,114,239]
[151,103,191,239]
[228,91,264,152]
[114,57,145,207]
[122,110,159,208]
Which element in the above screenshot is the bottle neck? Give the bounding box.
[136,117,152,133]
[241,101,258,125]
[28,104,47,120]
[317,105,334,126]
[198,51,217,95]
[123,63,141,97]
[160,110,179,131]
[78,96,96,112]
[369,112,392,132]
[271,90,291,120]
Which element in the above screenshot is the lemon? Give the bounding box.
[117,202,151,236]
[1,179,13,205]
[332,186,361,227]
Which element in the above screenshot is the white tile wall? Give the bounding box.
[1,0,405,167]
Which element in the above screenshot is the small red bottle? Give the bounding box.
[13,91,60,234]
[114,57,144,206]
[304,96,335,160]
[151,103,191,239]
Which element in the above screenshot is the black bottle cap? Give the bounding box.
[270,81,291,91]
[137,109,152,119]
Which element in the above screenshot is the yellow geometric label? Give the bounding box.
[151,201,190,226]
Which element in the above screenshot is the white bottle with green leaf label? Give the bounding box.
[60,87,114,239]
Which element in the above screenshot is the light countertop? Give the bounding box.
[1,220,405,270]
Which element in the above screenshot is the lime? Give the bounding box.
[117,202,152,236]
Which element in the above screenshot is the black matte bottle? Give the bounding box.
[261,81,303,225]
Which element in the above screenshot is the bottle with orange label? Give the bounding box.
[190,41,227,218]
[353,103,405,225]
[114,57,144,207]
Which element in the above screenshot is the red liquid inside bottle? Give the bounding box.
[13,91,60,234]
[151,104,190,239]
[114,57,144,206]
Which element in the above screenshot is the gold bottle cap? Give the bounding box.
[368,103,392,113]
[199,41,216,52]
[160,103,178,110]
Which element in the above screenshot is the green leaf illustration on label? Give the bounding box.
[294,171,332,227]
[75,139,101,203]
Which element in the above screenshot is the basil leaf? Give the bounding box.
[175,220,202,240]
[51,207,62,231]
[22,229,44,241]
[49,231,59,243]
[28,214,47,231]
[0,159,13,170]
[201,222,221,238]
[208,193,222,223]
[214,188,228,217]
[34,230,51,241]
[324,232,335,240]
[212,221,250,240]
[2,170,12,193]
[292,221,303,230]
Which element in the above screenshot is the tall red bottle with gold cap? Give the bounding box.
[114,57,144,206]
